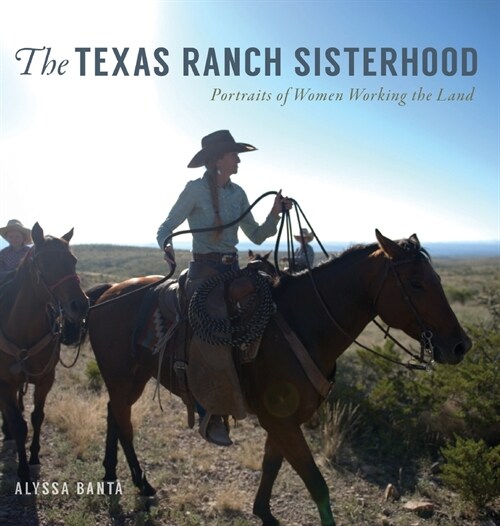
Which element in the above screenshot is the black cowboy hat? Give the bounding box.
[187,130,257,168]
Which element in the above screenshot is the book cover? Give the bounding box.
[0,2,498,525]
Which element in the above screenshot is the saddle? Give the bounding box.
[133,265,273,426]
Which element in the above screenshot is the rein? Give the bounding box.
[78,191,432,375]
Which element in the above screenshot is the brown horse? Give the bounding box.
[0,223,89,488]
[70,230,471,525]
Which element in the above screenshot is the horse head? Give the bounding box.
[247,249,278,279]
[373,229,471,365]
[30,223,89,322]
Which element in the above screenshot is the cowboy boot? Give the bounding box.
[199,412,232,446]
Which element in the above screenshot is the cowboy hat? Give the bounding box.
[188,130,257,168]
[294,228,314,243]
[0,219,33,244]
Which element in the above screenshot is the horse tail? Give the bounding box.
[61,283,113,346]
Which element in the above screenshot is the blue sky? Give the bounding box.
[0,0,498,248]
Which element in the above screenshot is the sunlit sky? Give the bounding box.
[0,0,498,249]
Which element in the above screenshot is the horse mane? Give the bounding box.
[275,237,431,289]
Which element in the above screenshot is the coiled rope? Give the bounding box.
[188,268,275,346]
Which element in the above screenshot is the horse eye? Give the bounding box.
[409,280,423,290]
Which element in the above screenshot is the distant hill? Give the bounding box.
[0,236,498,258]
[138,240,499,258]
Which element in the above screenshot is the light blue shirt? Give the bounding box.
[157,173,279,254]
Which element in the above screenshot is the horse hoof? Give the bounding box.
[140,484,157,498]
[139,475,156,497]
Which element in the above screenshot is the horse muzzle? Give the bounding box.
[432,332,472,365]
[63,297,90,323]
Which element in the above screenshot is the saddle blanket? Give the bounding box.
[133,286,174,356]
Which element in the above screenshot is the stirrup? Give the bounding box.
[199,413,233,447]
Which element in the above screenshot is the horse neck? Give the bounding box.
[314,254,383,337]
[1,260,54,343]
[276,248,385,370]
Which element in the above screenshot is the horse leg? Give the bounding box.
[104,367,155,496]
[2,389,23,441]
[109,397,156,496]
[29,373,54,468]
[1,387,31,486]
[2,411,13,441]
[261,422,335,526]
[103,401,119,483]
[253,434,284,526]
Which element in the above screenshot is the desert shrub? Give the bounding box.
[440,436,500,510]
[352,341,446,458]
[330,319,499,463]
[85,359,103,392]
[433,324,500,443]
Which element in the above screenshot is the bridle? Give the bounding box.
[28,246,81,298]
[29,245,85,369]
[370,256,436,369]
[0,245,81,377]
[304,251,436,371]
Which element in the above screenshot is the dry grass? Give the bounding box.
[236,438,263,471]
[322,401,363,463]
[45,388,108,459]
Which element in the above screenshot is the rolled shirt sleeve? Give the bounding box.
[238,190,279,245]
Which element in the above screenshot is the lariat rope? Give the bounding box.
[85,190,431,371]
[88,191,282,310]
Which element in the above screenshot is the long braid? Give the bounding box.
[205,164,223,240]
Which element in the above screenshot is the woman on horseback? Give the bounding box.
[157,130,291,446]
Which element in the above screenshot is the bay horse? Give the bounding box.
[0,223,89,488]
[70,230,471,525]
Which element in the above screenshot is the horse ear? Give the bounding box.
[408,233,420,250]
[32,222,44,245]
[264,251,272,260]
[375,229,405,259]
[62,228,74,243]
[248,249,254,257]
